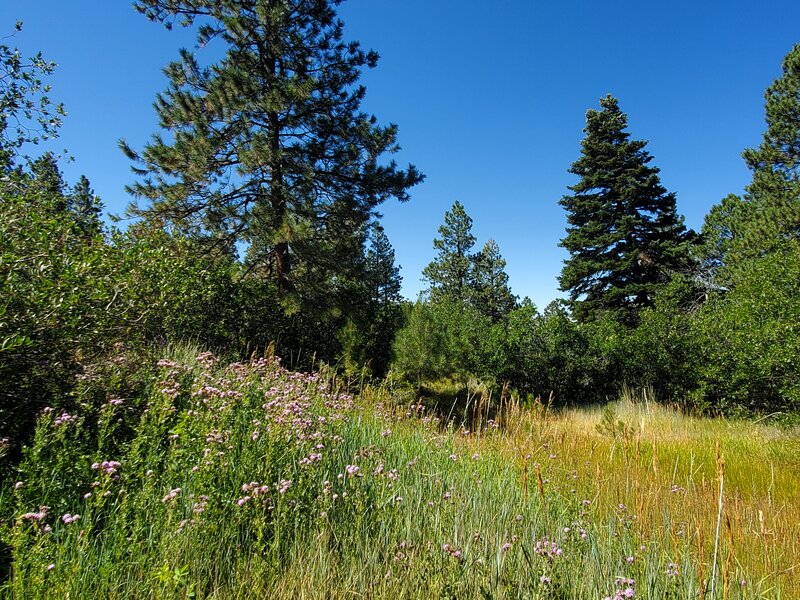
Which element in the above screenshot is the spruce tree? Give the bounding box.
[559,95,691,325]
[422,200,476,304]
[470,238,516,322]
[122,0,422,299]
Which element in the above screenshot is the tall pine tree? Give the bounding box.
[422,200,476,304]
[122,0,422,301]
[559,95,691,325]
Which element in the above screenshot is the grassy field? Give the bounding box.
[1,349,798,598]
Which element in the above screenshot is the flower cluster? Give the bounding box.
[92,460,122,478]
[161,488,181,503]
[54,411,76,427]
[442,543,463,561]
[61,513,81,525]
[533,538,563,561]
[604,577,636,600]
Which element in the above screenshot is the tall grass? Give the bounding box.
[1,351,797,598]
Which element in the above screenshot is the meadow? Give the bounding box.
[1,347,798,599]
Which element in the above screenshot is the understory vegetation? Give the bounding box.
[2,348,798,598]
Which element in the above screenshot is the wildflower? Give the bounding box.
[161,488,181,503]
[666,563,679,578]
[54,412,76,427]
[501,542,512,552]
[381,429,392,437]
[515,514,524,522]
[472,453,480,460]
[83,493,92,500]
[540,576,551,585]
[626,555,634,564]
[61,513,81,525]
[278,479,292,494]
[108,398,123,406]
[345,465,360,477]
[448,454,458,462]
[47,564,55,571]
[21,506,49,522]
[533,538,563,560]
[236,496,250,507]
[14,481,23,489]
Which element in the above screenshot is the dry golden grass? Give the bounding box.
[459,392,800,598]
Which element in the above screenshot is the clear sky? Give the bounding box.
[4,1,800,309]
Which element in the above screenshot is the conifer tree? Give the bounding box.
[559,95,691,325]
[422,201,476,304]
[728,44,800,273]
[70,175,104,234]
[122,0,422,299]
[364,222,401,305]
[470,238,516,322]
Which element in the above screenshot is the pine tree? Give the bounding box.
[728,44,800,273]
[470,238,516,322]
[422,201,476,304]
[122,0,422,299]
[559,95,691,325]
[364,222,401,305]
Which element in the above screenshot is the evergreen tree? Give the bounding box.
[29,152,65,198]
[470,238,516,322]
[726,44,800,274]
[364,222,401,305]
[70,175,104,234]
[559,95,691,325]
[422,201,476,304]
[122,0,423,301]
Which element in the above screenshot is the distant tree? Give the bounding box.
[422,201,476,304]
[123,0,422,304]
[696,193,746,287]
[559,95,692,325]
[470,238,516,322]
[364,222,401,305]
[69,175,104,235]
[29,151,66,204]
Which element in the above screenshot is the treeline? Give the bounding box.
[396,55,800,417]
[2,1,800,469]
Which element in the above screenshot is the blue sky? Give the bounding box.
[4,1,800,309]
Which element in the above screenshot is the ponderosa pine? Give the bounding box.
[122,0,422,300]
